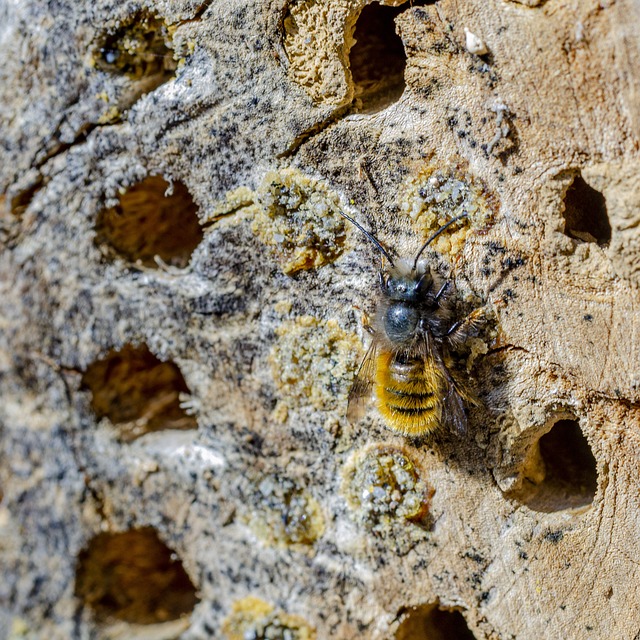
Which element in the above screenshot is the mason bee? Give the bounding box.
[338,210,481,437]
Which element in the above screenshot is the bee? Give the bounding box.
[338,210,481,438]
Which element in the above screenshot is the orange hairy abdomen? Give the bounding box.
[374,350,446,437]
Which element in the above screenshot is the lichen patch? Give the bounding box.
[399,164,497,256]
[223,596,316,640]
[245,475,325,548]
[342,445,433,553]
[269,315,361,414]
[254,169,348,274]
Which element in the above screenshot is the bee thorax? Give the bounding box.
[384,303,419,342]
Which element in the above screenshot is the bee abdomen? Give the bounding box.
[384,387,437,412]
[375,352,445,436]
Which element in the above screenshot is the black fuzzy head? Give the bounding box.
[382,269,433,303]
[379,259,451,344]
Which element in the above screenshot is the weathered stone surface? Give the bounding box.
[1,0,639,638]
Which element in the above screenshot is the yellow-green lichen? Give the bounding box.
[270,315,361,415]
[399,164,497,255]
[246,475,324,548]
[254,169,348,275]
[342,446,433,552]
[222,596,316,640]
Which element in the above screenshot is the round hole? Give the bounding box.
[96,176,203,268]
[509,418,598,513]
[94,11,176,84]
[350,2,407,113]
[396,603,476,640]
[562,173,610,246]
[81,344,197,442]
[75,527,199,624]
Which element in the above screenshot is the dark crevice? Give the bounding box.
[10,177,45,218]
[562,173,611,246]
[276,103,351,159]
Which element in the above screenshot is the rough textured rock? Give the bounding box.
[1,0,639,638]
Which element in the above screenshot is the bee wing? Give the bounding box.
[417,335,468,437]
[347,339,379,423]
[441,382,468,437]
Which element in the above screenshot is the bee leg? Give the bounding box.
[353,305,375,335]
[434,281,449,302]
[446,307,485,346]
[362,312,375,335]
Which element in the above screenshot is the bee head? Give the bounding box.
[381,260,433,302]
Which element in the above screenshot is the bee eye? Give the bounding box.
[379,272,391,290]
[416,271,432,293]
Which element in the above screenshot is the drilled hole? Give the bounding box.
[517,419,597,513]
[94,11,176,85]
[396,604,476,640]
[350,2,407,113]
[81,344,197,442]
[96,176,203,267]
[562,173,611,246]
[75,527,198,624]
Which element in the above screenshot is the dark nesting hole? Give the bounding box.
[94,11,176,85]
[81,344,197,442]
[520,419,597,513]
[75,527,199,625]
[396,604,476,640]
[350,2,407,113]
[95,176,203,268]
[562,173,611,245]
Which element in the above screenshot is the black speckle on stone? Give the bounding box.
[486,241,507,256]
[501,256,526,271]
[583,314,593,321]
[544,530,564,544]
[464,551,485,564]
[188,292,247,317]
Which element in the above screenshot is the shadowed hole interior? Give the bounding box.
[521,419,598,513]
[96,176,203,268]
[75,527,199,624]
[95,10,176,84]
[81,344,197,442]
[350,2,407,113]
[396,603,476,640]
[562,173,610,246]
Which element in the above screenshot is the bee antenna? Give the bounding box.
[412,213,469,272]
[337,208,396,267]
